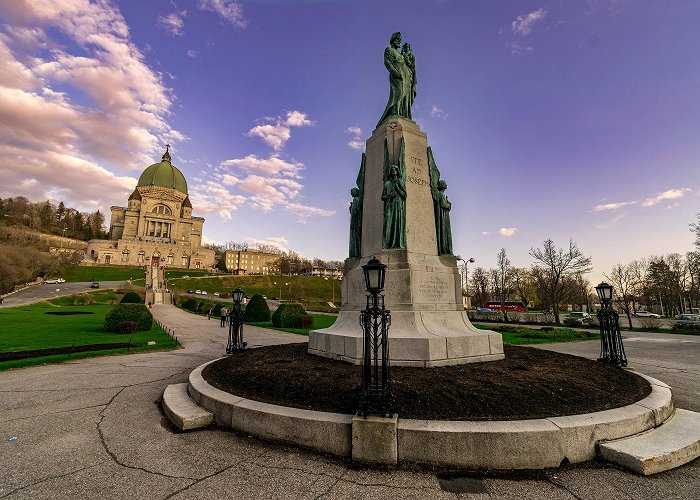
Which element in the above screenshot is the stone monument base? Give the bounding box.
[308,251,504,367]
[308,310,503,367]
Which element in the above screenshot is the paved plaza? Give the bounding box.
[1,304,698,499]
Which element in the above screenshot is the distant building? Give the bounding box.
[224,249,279,275]
[85,147,215,269]
[304,266,342,279]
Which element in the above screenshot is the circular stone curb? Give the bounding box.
[188,359,673,469]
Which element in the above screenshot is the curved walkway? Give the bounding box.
[0,304,698,499]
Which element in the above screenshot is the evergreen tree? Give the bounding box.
[0,198,5,222]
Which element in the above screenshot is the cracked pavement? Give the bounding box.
[1,305,698,499]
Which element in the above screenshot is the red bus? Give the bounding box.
[484,301,528,312]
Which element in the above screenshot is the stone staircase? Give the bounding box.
[162,383,213,430]
[599,408,700,475]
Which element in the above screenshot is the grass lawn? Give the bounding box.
[474,324,600,345]
[63,265,145,282]
[0,292,178,370]
[246,314,337,336]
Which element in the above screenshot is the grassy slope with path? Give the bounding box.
[63,266,209,283]
[0,290,178,370]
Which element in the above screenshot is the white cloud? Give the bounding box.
[197,0,247,28]
[245,236,290,253]
[284,203,335,223]
[187,49,198,58]
[0,0,182,212]
[510,42,534,55]
[346,125,364,150]
[482,231,490,236]
[499,227,518,237]
[189,181,246,221]
[511,8,547,35]
[157,11,186,36]
[593,200,637,212]
[430,105,445,118]
[642,188,691,207]
[246,111,313,151]
[222,154,304,178]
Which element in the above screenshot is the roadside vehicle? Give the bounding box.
[476,307,498,314]
[483,301,528,312]
[90,282,100,289]
[563,311,593,325]
[201,291,208,295]
[56,278,65,283]
[674,314,700,330]
[635,310,660,318]
[195,289,201,294]
[44,279,58,284]
[213,292,220,297]
[187,289,194,293]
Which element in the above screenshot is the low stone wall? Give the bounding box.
[188,361,673,469]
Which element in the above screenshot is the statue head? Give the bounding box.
[390,165,400,178]
[390,32,402,48]
[401,42,412,53]
[438,179,448,190]
[351,187,359,197]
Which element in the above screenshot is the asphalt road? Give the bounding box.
[0,281,129,308]
[0,305,697,499]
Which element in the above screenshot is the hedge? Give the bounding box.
[181,298,198,311]
[272,303,307,328]
[104,304,153,333]
[244,294,271,322]
[119,291,143,304]
[212,303,223,317]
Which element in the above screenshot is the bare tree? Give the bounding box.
[606,263,638,328]
[510,267,534,308]
[529,239,592,324]
[495,248,511,321]
[470,267,490,309]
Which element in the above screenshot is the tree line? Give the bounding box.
[470,230,700,325]
[0,196,108,241]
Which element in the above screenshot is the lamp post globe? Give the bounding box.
[362,256,386,294]
[232,287,244,304]
[595,282,613,303]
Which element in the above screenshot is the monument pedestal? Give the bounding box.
[308,118,503,367]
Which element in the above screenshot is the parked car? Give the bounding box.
[635,310,660,318]
[90,282,100,289]
[195,289,201,294]
[563,311,593,325]
[182,275,190,279]
[674,314,700,329]
[56,278,65,283]
[476,307,498,314]
[44,279,58,284]
[213,292,220,297]
[201,291,208,295]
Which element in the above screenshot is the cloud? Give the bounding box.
[222,154,304,178]
[499,227,518,237]
[642,188,691,207]
[509,42,534,55]
[157,11,186,36]
[197,0,247,28]
[283,203,335,223]
[482,231,490,236]
[346,125,363,150]
[430,105,445,118]
[187,49,198,58]
[244,236,290,253]
[0,0,182,211]
[593,200,637,212]
[189,180,246,221]
[246,111,313,150]
[511,8,547,35]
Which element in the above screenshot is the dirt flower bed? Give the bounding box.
[202,344,651,420]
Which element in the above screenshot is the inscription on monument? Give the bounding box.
[415,273,451,303]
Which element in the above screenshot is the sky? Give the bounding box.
[1,0,699,284]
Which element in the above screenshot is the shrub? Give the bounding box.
[298,314,313,329]
[117,321,137,334]
[279,303,307,328]
[104,304,153,333]
[182,298,198,311]
[244,294,271,322]
[213,303,223,317]
[639,317,661,330]
[120,291,143,304]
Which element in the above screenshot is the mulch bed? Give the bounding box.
[0,343,133,362]
[202,344,651,420]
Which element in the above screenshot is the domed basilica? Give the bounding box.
[85,146,215,270]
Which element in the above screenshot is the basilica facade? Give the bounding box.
[85,147,215,270]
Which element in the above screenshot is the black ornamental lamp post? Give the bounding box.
[358,256,395,417]
[226,287,246,353]
[595,282,627,367]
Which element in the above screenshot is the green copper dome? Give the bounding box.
[136,146,188,194]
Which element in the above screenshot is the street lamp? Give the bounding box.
[456,256,475,308]
[226,287,246,353]
[595,282,627,367]
[358,256,394,417]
